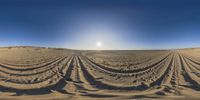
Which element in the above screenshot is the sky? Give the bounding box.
[0,0,200,50]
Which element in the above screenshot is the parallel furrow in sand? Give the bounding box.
[0,56,66,70]
[51,56,76,93]
[76,55,172,90]
[86,52,170,71]
[0,56,63,69]
[184,61,200,81]
[148,53,182,96]
[84,56,170,87]
[181,53,200,64]
[157,54,175,86]
[0,57,73,84]
[183,55,200,72]
[69,56,81,83]
[78,56,135,90]
[173,53,186,87]
[178,53,200,90]
[60,56,84,94]
[146,54,174,87]
[52,56,97,95]
[83,54,170,76]
[76,56,99,88]
[0,56,69,76]
[183,60,200,82]
[61,56,99,95]
[181,55,200,85]
[170,53,180,86]
[81,53,172,86]
[85,53,171,73]
[0,56,73,90]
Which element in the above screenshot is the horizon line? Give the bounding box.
[0,45,200,51]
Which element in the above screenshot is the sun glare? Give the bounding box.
[96,41,102,47]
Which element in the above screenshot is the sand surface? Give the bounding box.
[0,46,200,100]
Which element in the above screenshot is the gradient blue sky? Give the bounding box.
[0,0,200,50]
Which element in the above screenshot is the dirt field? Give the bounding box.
[0,46,200,100]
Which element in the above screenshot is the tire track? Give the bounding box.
[178,53,200,90]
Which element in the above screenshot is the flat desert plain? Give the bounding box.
[0,47,200,100]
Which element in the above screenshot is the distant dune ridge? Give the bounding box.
[0,46,200,99]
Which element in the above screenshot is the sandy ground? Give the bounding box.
[0,46,200,100]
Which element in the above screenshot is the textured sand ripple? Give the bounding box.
[0,47,200,99]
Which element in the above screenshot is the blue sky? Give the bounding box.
[0,0,200,50]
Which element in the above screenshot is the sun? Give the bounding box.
[96,41,102,47]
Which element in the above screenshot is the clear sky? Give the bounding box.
[0,0,200,50]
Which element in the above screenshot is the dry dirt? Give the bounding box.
[0,46,200,100]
